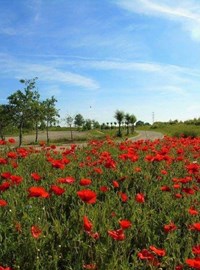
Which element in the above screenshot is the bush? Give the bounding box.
[172,130,198,138]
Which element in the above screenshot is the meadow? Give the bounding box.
[0,135,200,269]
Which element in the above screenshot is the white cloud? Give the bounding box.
[116,0,200,41]
[0,55,99,90]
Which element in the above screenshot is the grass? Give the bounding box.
[137,123,200,137]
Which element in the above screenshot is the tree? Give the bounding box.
[92,120,100,129]
[83,119,92,130]
[0,104,12,140]
[114,110,124,137]
[130,114,137,133]
[65,115,74,140]
[125,113,131,135]
[7,78,39,146]
[42,96,59,143]
[74,114,84,129]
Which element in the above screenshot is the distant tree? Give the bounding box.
[74,114,84,129]
[136,120,144,127]
[129,114,137,133]
[83,119,92,130]
[0,104,11,140]
[92,120,100,129]
[125,113,131,135]
[7,78,39,146]
[65,115,74,140]
[114,110,124,137]
[42,96,59,143]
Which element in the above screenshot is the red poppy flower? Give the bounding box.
[7,152,17,159]
[77,189,97,204]
[0,199,7,207]
[10,175,23,185]
[189,207,199,215]
[28,186,49,198]
[118,192,128,202]
[79,178,92,186]
[83,263,97,269]
[138,249,155,260]
[192,245,200,255]
[8,138,16,144]
[50,185,65,196]
[186,258,200,269]
[83,216,93,232]
[0,182,10,192]
[149,245,166,256]
[135,193,145,203]
[119,219,132,229]
[0,158,7,165]
[57,176,75,184]
[31,225,42,238]
[175,265,183,270]
[189,223,200,231]
[1,172,11,179]
[112,181,119,188]
[93,167,103,174]
[99,186,109,192]
[0,266,12,270]
[160,186,171,192]
[31,173,42,182]
[108,228,125,241]
[163,222,177,233]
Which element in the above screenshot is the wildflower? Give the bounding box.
[163,222,177,233]
[149,245,166,256]
[186,258,200,269]
[28,186,49,198]
[31,172,42,181]
[83,216,93,232]
[0,199,7,207]
[31,225,42,238]
[108,228,125,241]
[119,219,132,229]
[135,193,145,203]
[79,178,92,186]
[50,185,65,196]
[77,190,97,204]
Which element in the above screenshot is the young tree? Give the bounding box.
[42,96,59,143]
[130,114,137,133]
[114,110,124,137]
[125,113,131,135]
[65,115,74,140]
[7,78,39,146]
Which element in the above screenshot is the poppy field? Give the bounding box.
[0,136,200,270]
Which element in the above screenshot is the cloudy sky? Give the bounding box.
[1,0,200,124]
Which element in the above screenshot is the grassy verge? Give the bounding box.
[137,123,200,137]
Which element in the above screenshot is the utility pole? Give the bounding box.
[152,112,155,124]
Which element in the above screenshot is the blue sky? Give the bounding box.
[1,0,200,124]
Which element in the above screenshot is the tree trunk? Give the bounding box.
[46,122,49,144]
[35,122,38,143]
[19,122,23,147]
[118,123,122,137]
[70,125,73,140]
[0,125,5,140]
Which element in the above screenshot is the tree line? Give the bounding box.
[0,78,138,145]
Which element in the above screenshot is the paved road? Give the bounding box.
[130,130,164,141]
